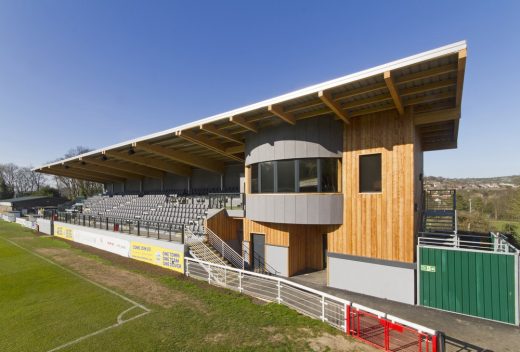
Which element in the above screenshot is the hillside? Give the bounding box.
[425,175,520,190]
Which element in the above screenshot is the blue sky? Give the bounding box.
[0,1,518,178]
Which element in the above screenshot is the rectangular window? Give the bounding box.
[320,158,338,192]
[277,160,295,192]
[359,154,382,193]
[260,161,275,193]
[250,164,258,193]
[299,159,318,192]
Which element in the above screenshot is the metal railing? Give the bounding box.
[49,211,188,243]
[208,193,245,210]
[242,245,280,275]
[205,227,245,269]
[418,232,519,254]
[185,257,348,330]
[185,257,439,352]
[424,189,456,211]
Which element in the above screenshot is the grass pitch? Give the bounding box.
[0,221,371,352]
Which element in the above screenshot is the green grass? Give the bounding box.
[0,222,133,352]
[0,221,360,352]
[489,220,520,231]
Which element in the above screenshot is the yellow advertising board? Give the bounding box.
[130,241,184,273]
[55,224,74,240]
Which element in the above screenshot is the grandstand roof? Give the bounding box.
[34,41,467,183]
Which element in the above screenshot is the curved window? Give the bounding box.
[250,158,340,193]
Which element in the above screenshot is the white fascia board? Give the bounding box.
[34,40,466,171]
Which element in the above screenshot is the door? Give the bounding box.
[322,234,328,269]
[419,246,518,324]
[251,233,265,272]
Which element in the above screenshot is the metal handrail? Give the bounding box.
[208,193,245,210]
[205,227,245,269]
[50,211,187,242]
[185,228,228,267]
[185,227,228,284]
[242,245,280,275]
[418,232,519,254]
[185,257,438,339]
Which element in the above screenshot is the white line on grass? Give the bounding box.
[0,236,151,352]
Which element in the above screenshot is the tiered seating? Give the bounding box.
[82,194,209,233]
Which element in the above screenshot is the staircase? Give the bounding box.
[189,239,231,266]
[422,189,457,234]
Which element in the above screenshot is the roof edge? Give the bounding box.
[34,40,467,171]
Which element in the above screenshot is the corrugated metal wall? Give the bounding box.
[419,247,518,325]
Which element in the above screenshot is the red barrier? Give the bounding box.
[347,305,437,352]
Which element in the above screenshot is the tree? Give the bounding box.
[32,186,60,197]
[0,178,14,199]
[52,146,103,199]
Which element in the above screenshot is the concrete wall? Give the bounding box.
[143,177,161,192]
[125,179,140,192]
[224,164,242,190]
[246,194,343,225]
[53,221,187,273]
[191,169,221,190]
[164,173,188,191]
[328,253,416,304]
[242,240,250,268]
[265,244,289,276]
[36,218,51,235]
[245,116,342,165]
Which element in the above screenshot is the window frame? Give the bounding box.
[358,153,382,194]
[249,158,340,194]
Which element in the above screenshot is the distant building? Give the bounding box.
[0,195,67,214]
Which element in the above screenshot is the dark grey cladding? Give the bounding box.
[246,194,343,225]
[245,116,343,166]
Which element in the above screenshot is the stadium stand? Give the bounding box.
[82,194,209,234]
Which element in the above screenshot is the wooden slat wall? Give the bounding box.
[243,218,290,246]
[243,219,333,275]
[328,108,418,263]
[414,125,424,239]
[205,210,242,241]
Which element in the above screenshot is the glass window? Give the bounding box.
[250,164,258,193]
[299,159,318,192]
[277,160,295,192]
[260,161,275,193]
[359,154,382,193]
[320,159,338,192]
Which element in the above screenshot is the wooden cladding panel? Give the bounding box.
[243,218,290,246]
[205,210,242,241]
[243,219,335,275]
[328,108,417,263]
[288,230,324,276]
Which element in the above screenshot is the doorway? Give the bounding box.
[322,234,328,269]
[251,233,265,272]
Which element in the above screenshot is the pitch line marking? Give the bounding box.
[0,236,152,351]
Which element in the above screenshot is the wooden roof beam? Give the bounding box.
[176,130,244,162]
[104,150,191,177]
[46,166,116,183]
[229,116,258,133]
[58,164,126,182]
[455,48,467,107]
[133,142,225,174]
[268,104,296,125]
[395,62,458,85]
[318,90,351,124]
[69,161,143,180]
[200,124,244,145]
[384,71,404,115]
[414,108,460,126]
[83,157,165,179]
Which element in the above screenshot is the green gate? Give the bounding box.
[418,246,518,325]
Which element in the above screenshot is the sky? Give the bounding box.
[0,0,518,178]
